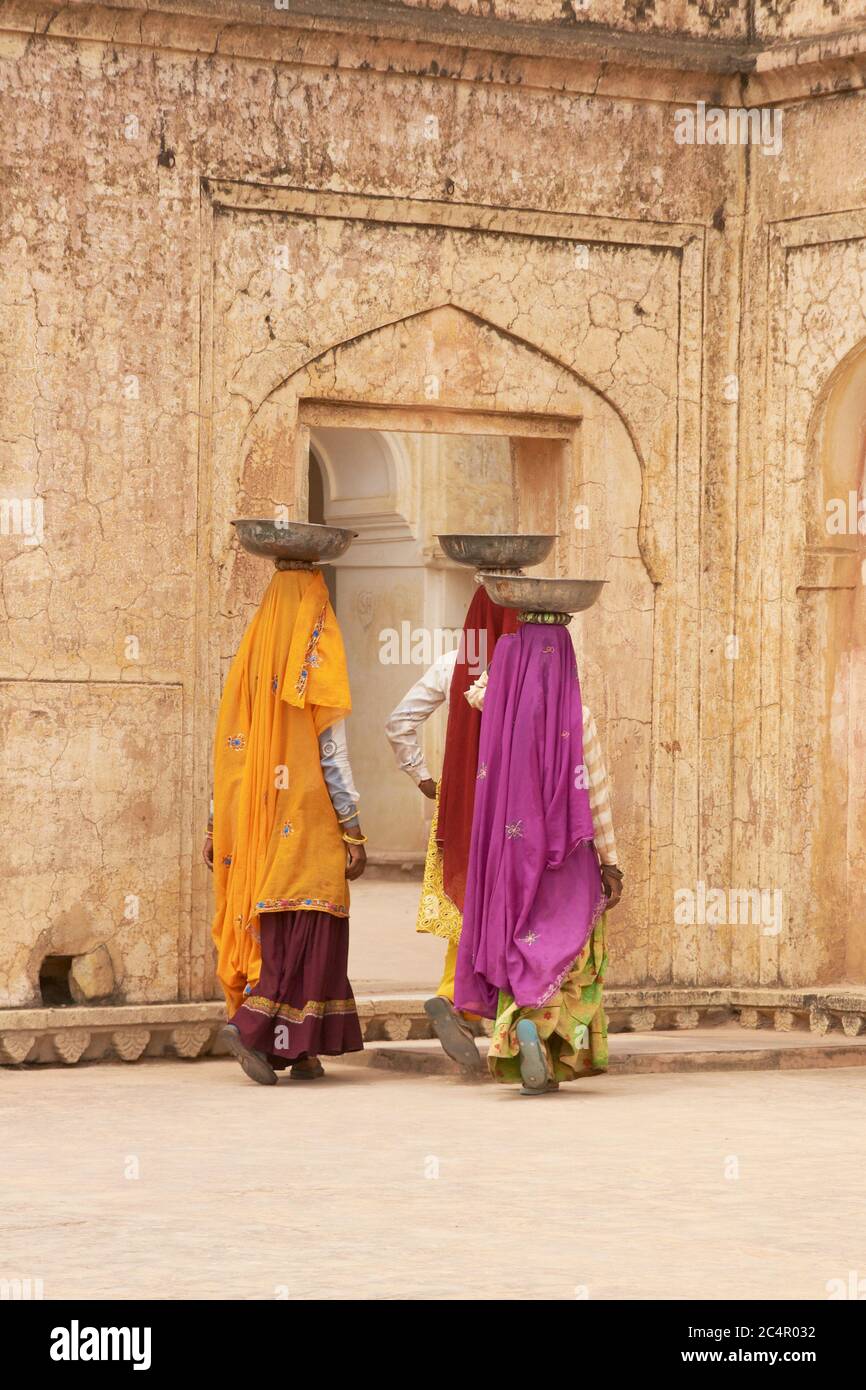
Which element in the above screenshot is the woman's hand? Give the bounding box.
[418,778,437,800]
[345,841,367,881]
[600,863,622,909]
[202,833,214,872]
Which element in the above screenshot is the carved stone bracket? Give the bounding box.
[382,1016,412,1042]
[809,1006,832,1036]
[112,1028,152,1061]
[54,1029,90,1064]
[0,1032,37,1063]
[171,1024,214,1058]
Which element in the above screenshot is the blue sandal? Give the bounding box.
[515,1019,551,1095]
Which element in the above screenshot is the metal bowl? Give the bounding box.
[481,574,606,614]
[232,518,358,564]
[437,533,557,572]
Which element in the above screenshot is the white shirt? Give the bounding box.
[384,649,458,786]
[385,649,618,864]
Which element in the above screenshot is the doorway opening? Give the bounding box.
[304,417,568,991]
[306,422,555,864]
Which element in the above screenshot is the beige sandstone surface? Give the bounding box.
[1,0,865,1026]
[2,1057,865,1300]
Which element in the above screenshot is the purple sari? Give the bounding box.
[454,622,606,1017]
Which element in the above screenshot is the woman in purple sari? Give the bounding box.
[454,613,622,1094]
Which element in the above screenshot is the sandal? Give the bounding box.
[515,1019,551,1095]
[219,1024,277,1087]
[424,996,484,1072]
[290,1058,325,1081]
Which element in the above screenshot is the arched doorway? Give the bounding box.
[795,342,866,982]
[220,303,657,988]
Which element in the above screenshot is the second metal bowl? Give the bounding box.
[481,574,606,614]
[437,532,556,572]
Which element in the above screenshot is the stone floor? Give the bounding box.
[3,1057,865,1300]
[355,1023,866,1075]
[347,875,442,992]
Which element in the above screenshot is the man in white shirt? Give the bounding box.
[384,648,457,801]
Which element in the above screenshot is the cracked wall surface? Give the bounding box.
[215,292,657,981]
[0,0,865,1005]
[0,681,182,1007]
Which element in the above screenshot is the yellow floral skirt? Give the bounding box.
[415,791,463,946]
[488,914,608,1084]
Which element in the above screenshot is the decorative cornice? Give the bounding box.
[2,0,866,104]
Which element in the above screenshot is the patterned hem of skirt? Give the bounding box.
[231,992,364,1065]
[488,1029,609,1085]
[487,915,609,1084]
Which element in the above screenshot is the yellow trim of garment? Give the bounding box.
[415,788,463,945]
[241,995,357,1022]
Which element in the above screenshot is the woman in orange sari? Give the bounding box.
[204,566,367,1085]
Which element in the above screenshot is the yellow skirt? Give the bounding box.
[415,791,463,946]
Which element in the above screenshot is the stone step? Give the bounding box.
[341,1025,866,1078]
[4,990,866,1066]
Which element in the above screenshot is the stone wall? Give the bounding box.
[1,0,865,1015]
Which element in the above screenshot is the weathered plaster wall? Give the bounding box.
[0,680,183,1007]
[735,90,866,990]
[1,0,865,1009]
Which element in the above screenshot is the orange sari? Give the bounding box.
[211,569,351,1014]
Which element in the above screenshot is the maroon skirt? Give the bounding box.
[230,910,363,1068]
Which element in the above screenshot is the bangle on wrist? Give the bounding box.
[342,832,367,846]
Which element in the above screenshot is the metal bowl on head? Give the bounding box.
[481,574,606,614]
[232,518,358,566]
[437,533,557,573]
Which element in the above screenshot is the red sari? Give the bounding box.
[435,588,517,910]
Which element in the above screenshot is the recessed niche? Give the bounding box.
[39,955,75,1007]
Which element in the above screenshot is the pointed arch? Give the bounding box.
[248,299,649,486]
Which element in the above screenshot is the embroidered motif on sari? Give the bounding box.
[294,603,328,699]
[254,894,348,915]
